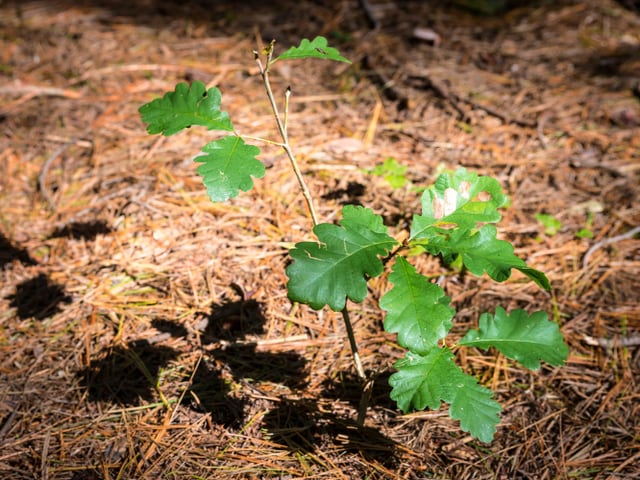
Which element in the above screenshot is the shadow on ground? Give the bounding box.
[14,0,342,44]
[49,220,112,240]
[322,369,395,411]
[79,340,180,404]
[0,233,71,321]
[75,288,402,455]
[187,295,309,427]
[7,273,72,320]
[3,221,112,321]
[0,231,37,268]
[76,293,312,432]
[262,397,400,469]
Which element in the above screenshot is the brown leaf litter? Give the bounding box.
[1,0,639,478]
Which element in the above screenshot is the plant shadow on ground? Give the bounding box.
[7,273,72,320]
[188,295,400,462]
[0,231,37,268]
[3,221,112,321]
[259,369,400,467]
[75,288,399,458]
[262,398,400,468]
[188,295,309,428]
[74,291,309,426]
[322,370,396,411]
[151,318,189,338]
[79,340,181,404]
[49,220,112,240]
[1,232,72,321]
[321,180,366,206]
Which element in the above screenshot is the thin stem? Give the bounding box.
[256,46,367,409]
[282,144,319,226]
[238,134,284,147]
[256,51,319,226]
[284,86,291,136]
[341,305,366,381]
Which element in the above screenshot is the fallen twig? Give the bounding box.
[38,143,70,209]
[582,225,640,268]
[358,0,379,29]
[0,85,81,98]
[38,137,94,210]
[583,335,640,349]
[74,62,244,84]
[407,73,467,119]
[362,55,409,109]
[460,96,537,128]
[408,73,536,127]
[0,85,82,115]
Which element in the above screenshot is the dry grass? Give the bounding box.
[1,0,639,478]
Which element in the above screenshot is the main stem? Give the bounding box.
[341,305,367,380]
[256,48,367,385]
[256,53,318,227]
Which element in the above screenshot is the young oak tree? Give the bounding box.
[139,37,568,443]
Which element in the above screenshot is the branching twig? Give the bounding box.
[0,85,81,97]
[409,74,468,120]
[255,44,319,226]
[256,43,368,397]
[460,96,537,128]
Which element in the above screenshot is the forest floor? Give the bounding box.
[1,0,639,478]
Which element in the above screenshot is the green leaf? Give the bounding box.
[417,224,551,290]
[390,349,454,412]
[380,257,454,354]
[448,374,502,444]
[411,168,508,240]
[456,121,473,133]
[409,169,549,290]
[535,213,562,236]
[286,205,398,311]
[274,36,351,64]
[369,157,408,188]
[138,81,233,136]
[194,136,264,202]
[514,265,551,291]
[451,225,539,285]
[390,349,501,443]
[459,307,569,370]
[576,228,593,239]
